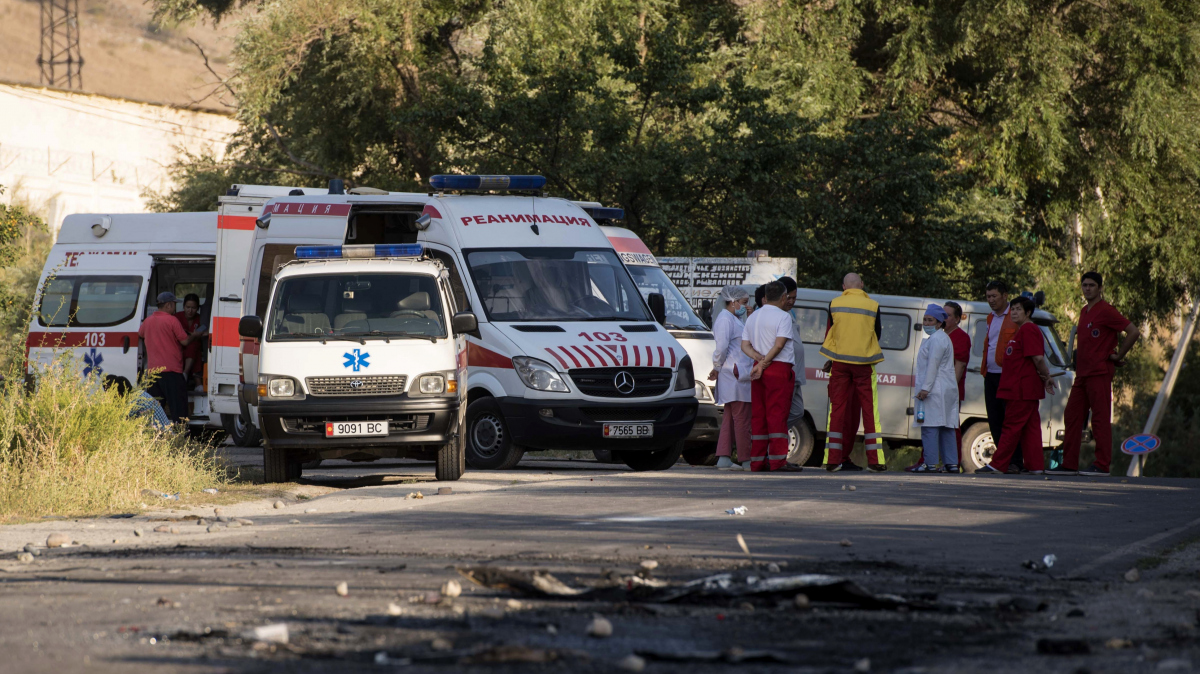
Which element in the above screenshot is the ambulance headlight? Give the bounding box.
[695,381,713,402]
[419,374,445,394]
[258,374,300,398]
[674,355,695,391]
[512,356,570,393]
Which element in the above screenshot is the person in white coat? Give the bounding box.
[912,304,960,473]
[708,285,753,470]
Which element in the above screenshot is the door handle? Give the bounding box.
[219,295,242,302]
[122,336,130,354]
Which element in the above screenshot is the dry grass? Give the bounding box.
[0,357,225,520]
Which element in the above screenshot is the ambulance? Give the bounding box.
[238,244,472,481]
[235,175,699,478]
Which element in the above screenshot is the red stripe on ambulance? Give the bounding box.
[558,346,581,368]
[544,348,569,369]
[211,317,241,348]
[570,346,595,367]
[26,331,139,348]
[217,215,256,231]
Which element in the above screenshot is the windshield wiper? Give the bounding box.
[319,334,366,345]
[346,330,438,343]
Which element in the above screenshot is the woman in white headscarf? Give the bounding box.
[912,303,960,473]
[708,285,753,470]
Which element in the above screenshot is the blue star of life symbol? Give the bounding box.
[83,347,104,377]
[343,348,370,372]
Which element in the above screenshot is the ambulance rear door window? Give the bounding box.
[792,306,829,344]
[878,313,910,350]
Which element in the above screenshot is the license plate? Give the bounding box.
[325,421,388,438]
[603,423,654,438]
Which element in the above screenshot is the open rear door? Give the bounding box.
[210,207,258,413]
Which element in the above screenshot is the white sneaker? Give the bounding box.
[716,456,744,470]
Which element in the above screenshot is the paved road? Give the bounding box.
[3,459,1200,673]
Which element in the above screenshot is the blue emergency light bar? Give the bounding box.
[429,174,547,191]
[581,206,625,221]
[295,244,424,259]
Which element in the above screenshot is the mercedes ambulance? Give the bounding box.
[236,175,698,478]
[237,244,473,481]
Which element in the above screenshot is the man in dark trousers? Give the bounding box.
[978,280,1024,472]
[139,291,206,422]
[1050,271,1140,476]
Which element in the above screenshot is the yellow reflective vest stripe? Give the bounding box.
[819,289,884,365]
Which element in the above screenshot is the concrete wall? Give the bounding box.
[0,82,237,230]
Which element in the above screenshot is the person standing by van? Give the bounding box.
[820,273,886,472]
[139,291,205,423]
[710,285,753,470]
[976,296,1055,474]
[979,280,1023,472]
[944,301,971,468]
[741,282,801,472]
[911,305,960,472]
[1052,271,1141,476]
[176,293,204,389]
[778,277,808,438]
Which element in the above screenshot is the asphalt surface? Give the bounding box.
[2,456,1200,673]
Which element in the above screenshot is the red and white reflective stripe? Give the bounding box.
[581,344,612,367]
[544,348,569,369]
[217,215,256,231]
[556,346,581,368]
[26,331,139,348]
[569,345,595,367]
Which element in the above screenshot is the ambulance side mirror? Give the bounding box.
[452,312,478,335]
[238,315,263,340]
[648,293,666,325]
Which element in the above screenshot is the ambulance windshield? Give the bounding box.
[465,248,653,322]
[624,265,707,331]
[265,273,446,341]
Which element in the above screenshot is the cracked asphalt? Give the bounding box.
[2,456,1199,673]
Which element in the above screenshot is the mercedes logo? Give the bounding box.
[613,371,636,395]
[350,380,364,389]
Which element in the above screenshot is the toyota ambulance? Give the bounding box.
[236,175,698,478]
[238,244,472,481]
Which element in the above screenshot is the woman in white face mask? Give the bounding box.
[912,304,960,473]
[709,285,754,469]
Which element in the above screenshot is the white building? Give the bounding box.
[0,82,237,230]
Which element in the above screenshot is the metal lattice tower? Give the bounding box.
[38,0,83,89]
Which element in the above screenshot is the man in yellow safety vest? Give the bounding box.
[820,273,886,472]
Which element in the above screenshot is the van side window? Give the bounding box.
[972,318,988,356]
[427,249,472,313]
[878,313,910,350]
[792,307,829,344]
[254,244,299,317]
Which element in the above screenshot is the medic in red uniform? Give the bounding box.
[1052,271,1140,476]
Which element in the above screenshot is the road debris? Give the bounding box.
[617,654,646,671]
[156,597,181,608]
[726,506,747,516]
[1043,554,1056,568]
[407,491,425,500]
[587,615,613,638]
[459,567,587,597]
[1125,568,1141,583]
[22,544,38,555]
[247,623,288,644]
[386,602,403,616]
[335,582,349,597]
[16,552,34,563]
[840,539,853,547]
[289,519,300,524]
[202,488,219,494]
[133,528,144,537]
[737,534,752,557]
[441,579,462,598]
[640,560,659,571]
[506,599,522,609]
[273,500,285,509]
[46,533,70,548]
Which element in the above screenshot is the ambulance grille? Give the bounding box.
[306,375,407,396]
[569,367,672,398]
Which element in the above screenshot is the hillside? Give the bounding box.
[0,0,242,111]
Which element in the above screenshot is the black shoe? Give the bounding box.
[975,465,1003,474]
[774,464,804,472]
[824,463,842,472]
[1045,466,1078,476]
[839,462,865,472]
[1078,463,1110,477]
[866,464,887,473]
[1006,464,1024,475]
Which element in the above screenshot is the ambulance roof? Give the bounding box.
[57,212,217,247]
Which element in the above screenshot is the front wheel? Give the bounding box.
[681,443,718,466]
[465,398,525,470]
[263,445,301,483]
[961,422,995,472]
[436,432,466,481]
[617,441,685,471]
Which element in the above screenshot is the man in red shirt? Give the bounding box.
[976,296,1056,474]
[1051,272,1140,476]
[176,293,204,388]
[944,301,971,469]
[139,291,206,422]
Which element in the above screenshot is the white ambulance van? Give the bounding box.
[237,243,473,481]
[600,226,722,461]
[236,175,698,479]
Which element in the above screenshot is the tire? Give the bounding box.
[465,397,525,470]
[592,450,620,464]
[436,431,466,481]
[263,445,301,483]
[961,422,995,472]
[787,420,816,466]
[682,443,718,466]
[617,441,685,472]
[223,412,262,447]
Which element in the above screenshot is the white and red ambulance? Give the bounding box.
[235,175,698,478]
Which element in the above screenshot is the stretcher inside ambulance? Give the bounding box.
[236,176,697,478]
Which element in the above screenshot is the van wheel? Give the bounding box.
[961,422,995,472]
[465,398,525,470]
[223,413,262,447]
[787,420,816,466]
[617,441,685,471]
[682,443,718,466]
[436,433,466,481]
[592,450,620,464]
[263,445,301,483]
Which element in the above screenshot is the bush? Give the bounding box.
[0,359,224,520]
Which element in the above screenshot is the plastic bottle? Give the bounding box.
[915,399,925,423]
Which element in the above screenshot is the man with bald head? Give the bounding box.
[820,273,886,471]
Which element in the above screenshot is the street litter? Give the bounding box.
[737,534,752,556]
[335,582,349,597]
[1043,554,1056,568]
[133,528,144,537]
[441,580,462,598]
[407,491,425,500]
[726,506,747,516]
[640,560,659,571]
[1124,568,1140,582]
[246,623,289,644]
[202,488,219,494]
[840,539,853,547]
[587,615,613,638]
[459,567,588,597]
[387,602,403,616]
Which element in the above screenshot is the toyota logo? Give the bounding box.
[350,380,364,389]
[613,371,636,395]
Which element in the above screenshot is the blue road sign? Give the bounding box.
[1120,434,1161,455]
